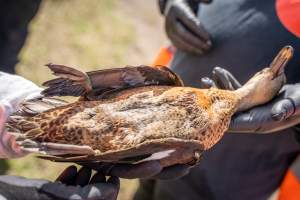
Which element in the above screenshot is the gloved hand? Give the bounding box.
[0,166,120,200]
[80,161,192,180]
[200,67,300,133]
[158,0,212,55]
[0,72,43,158]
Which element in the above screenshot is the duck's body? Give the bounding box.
[7,46,293,167]
[15,86,237,166]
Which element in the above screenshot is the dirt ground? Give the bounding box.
[8,1,168,200]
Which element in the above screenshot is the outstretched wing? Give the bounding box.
[42,64,183,100]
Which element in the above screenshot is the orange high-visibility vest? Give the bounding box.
[152,45,175,67]
[278,154,300,200]
[276,0,300,37]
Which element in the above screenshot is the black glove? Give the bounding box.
[158,0,212,55]
[0,166,120,200]
[200,67,300,133]
[81,161,192,180]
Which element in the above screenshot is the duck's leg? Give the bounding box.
[42,64,183,100]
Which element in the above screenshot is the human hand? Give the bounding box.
[80,161,192,180]
[200,67,300,133]
[0,166,120,200]
[0,72,43,158]
[158,0,212,55]
[0,104,27,158]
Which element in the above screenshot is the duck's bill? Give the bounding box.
[270,45,294,76]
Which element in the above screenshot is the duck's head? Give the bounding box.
[236,46,294,111]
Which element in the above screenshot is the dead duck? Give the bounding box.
[7,46,293,167]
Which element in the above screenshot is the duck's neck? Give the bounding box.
[233,80,273,112]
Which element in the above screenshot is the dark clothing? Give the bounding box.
[0,0,41,73]
[173,0,300,86]
[136,0,300,199]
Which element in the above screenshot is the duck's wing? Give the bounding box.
[42,64,92,97]
[42,64,183,100]
[15,97,68,117]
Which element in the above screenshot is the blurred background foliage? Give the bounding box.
[5,0,166,199]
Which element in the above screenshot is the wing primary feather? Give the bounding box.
[42,63,91,97]
[42,64,183,99]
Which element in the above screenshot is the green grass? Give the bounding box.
[6,155,69,180]
[9,0,140,199]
